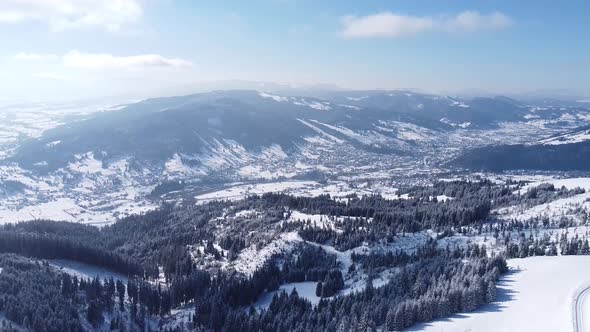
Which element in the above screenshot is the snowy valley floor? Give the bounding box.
[409,256,590,332]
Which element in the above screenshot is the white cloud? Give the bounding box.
[63,50,193,70]
[341,13,434,38]
[445,11,512,32]
[14,52,59,61]
[0,0,143,31]
[340,11,512,39]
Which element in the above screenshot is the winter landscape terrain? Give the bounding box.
[2,1,589,330]
[2,89,590,331]
[2,90,590,225]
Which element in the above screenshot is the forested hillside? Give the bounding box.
[0,179,587,331]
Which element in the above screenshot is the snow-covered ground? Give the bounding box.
[194,180,401,205]
[495,192,590,222]
[255,281,321,310]
[228,232,302,276]
[194,181,318,204]
[410,256,590,332]
[491,176,590,223]
[49,259,128,283]
[541,129,590,145]
[518,177,590,192]
[574,284,590,331]
[2,97,585,227]
[286,210,347,233]
[0,157,159,226]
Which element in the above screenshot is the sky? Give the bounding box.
[1,0,589,101]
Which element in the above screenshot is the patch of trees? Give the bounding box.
[0,231,148,277]
[0,181,527,331]
[0,254,82,332]
[315,270,344,298]
[352,240,489,271]
[281,245,341,283]
[0,253,173,331]
[189,250,507,332]
[292,192,491,250]
[451,140,590,171]
[502,231,590,258]
[150,180,186,198]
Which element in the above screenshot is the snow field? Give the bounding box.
[49,259,128,284]
[411,256,590,332]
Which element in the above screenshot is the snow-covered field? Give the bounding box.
[541,129,590,145]
[495,192,590,222]
[49,259,128,283]
[493,176,590,223]
[518,177,590,192]
[255,281,321,310]
[194,180,401,204]
[411,256,590,332]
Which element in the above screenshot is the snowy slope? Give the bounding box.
[3,91,590,224]
[49,259,128,283]
[518,177,590,192]
[410,256,590,332]
[255,281,321,310]
[541,128,590,145]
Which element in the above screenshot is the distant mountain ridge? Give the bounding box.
[7,89,590,176]
[451,125,590,171]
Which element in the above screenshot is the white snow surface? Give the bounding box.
[231,232,301,276]
[541,129,590,145]
[411,256,590,332]
[286,210,345,233]
[495,192,590,222]
[258,92,289,102]
[255,281,321,310]
[49,259,128,284]
[519,177,590,192]
[194,180,400,205]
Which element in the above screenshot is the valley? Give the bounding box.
[3,2,588,331]
[2,90,590,331]
[1,90,589,226]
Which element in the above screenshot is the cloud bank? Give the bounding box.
[63,50,193,70]
[341,11,512,39]
[14,50,193,70]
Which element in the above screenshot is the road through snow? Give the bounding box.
[574,285,590,332]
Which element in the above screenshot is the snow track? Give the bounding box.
[574,285,590,332]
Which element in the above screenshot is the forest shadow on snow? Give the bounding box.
[407,267,521,331]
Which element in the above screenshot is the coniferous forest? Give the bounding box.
[0,180,585,331]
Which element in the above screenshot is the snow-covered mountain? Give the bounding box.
[2,89,590,224]
[452,125,590,171]
[10,90,590,173]
[540,125,590,145]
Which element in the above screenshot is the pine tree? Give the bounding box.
[486,281,497,302]
[336,316,350,332]
[315,281,323,297]
[385,307,397,331]
[357,310,376,332]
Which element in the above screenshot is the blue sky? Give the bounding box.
[1,0,588,100]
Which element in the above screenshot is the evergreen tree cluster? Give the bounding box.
[0,231,146,277]
[186,248,506,332]
[0,254,81,331]
[1,179,563,331]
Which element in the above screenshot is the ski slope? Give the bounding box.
[410,256,590,332]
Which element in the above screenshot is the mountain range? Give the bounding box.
[2,89,590,224]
